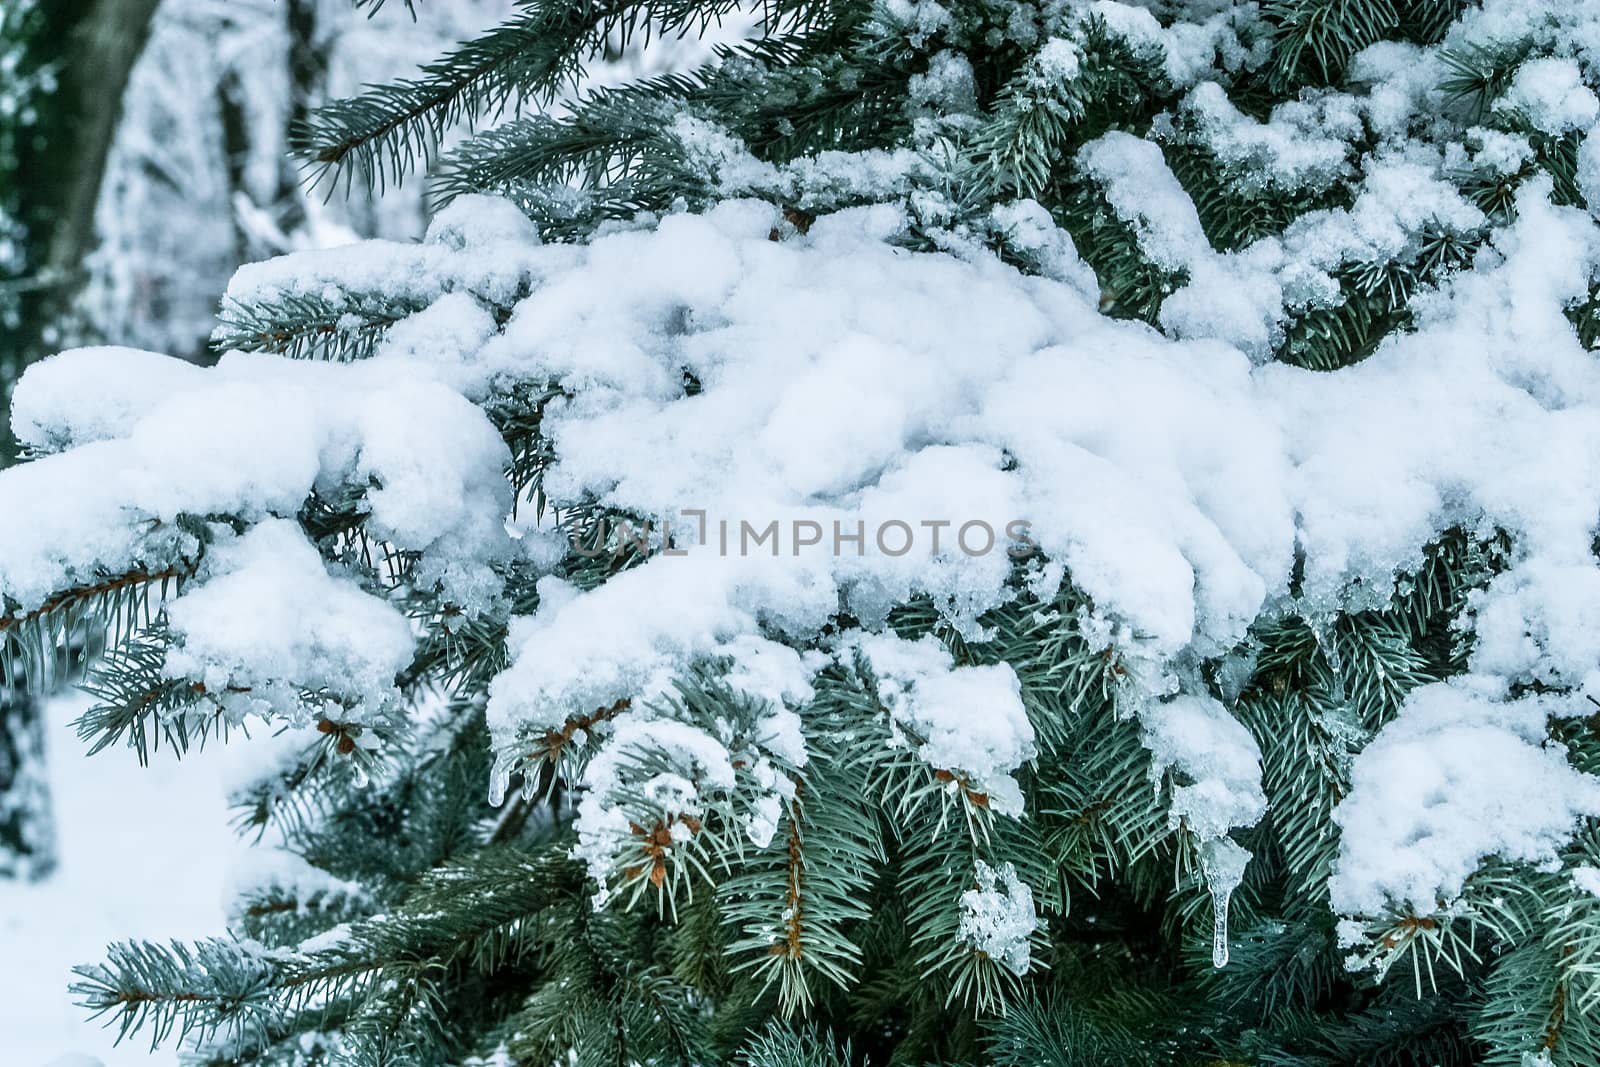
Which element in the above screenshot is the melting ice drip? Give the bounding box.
[1200,837,1252,968]
[488,750,527,807]
[1311,618,1347,706]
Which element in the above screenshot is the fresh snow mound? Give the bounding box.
[11,346,207,452]
[471,196,1298,754]
[164,520,416,723]
[1,350,513,617]
[1331,682,1600,916]
[1139,694,1267,842]
[856,632,1036,816]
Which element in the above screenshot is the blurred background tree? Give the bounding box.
[0,0,162,881]
[0,0,522,880]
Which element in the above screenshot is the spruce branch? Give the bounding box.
[78,845,583,1055]
[296,0,755,192]
[74,626,242,764]
[215,291,429,362]
[965,18,1168,200]
[71,938,281,1051]
[738,1023,854,1067]
[1438,40,1532,124]
[723,763,879,1016]
[984,989,1153,1067]
[0,561,192,694]
[1264,0,1403,89]
[1039,700,1170,892]
[1476,941,1600,1066]
[1161,136,1351,253]
[484,380,566,517]
[233,875,371,953]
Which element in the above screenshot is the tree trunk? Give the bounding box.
[34,0,166,337]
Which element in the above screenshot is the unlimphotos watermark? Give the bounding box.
[566,509,1038,560]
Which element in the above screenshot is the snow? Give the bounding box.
[162,520,416,725]
[1499,57,1599,134]
[1033,38,1083,82]
[1079,132,1209,273]
[987,199,1100,298]
[1081,134,1490,356]
[1170,81,1355,194]
[486,557,831,740]
[1331,682,1600,917]
[855,633,1036,816]
[295,922,354,956]
[1086,1,1270,87]
[1,347,513,619]
[1581,120,1600,216]
[957,860,1037,976]
[719,636,822,767]
[1573,866,1600,898]
[908,50,979,115]
[1468,127,1536,177]
[1138,694,1266,842]
[0,694,231,1066]
[874,0,954,50]
[223,195,545,320]
[370,291,499,373]
[10,348,206,453]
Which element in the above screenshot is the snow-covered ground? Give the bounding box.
[0,694,232,1067]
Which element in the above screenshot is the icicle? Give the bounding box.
[1211,883,1232,968]
[519,764,541,801]
[488,750,516,808]
[1199,838,1252,969]
[1310,616,1346,705]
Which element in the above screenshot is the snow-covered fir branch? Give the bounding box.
[6,0,1600,1063]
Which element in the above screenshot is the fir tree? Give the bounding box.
[5,0,1600,1065]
